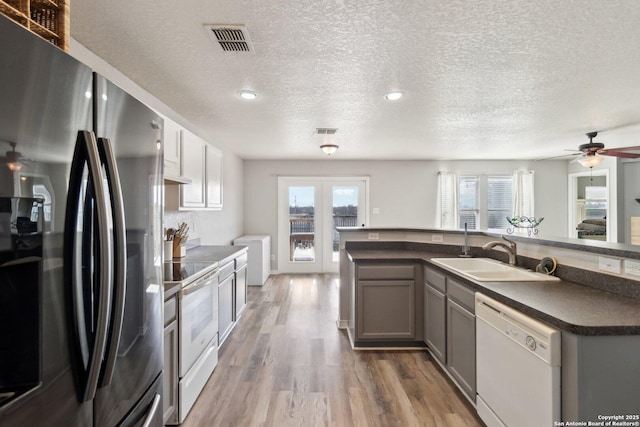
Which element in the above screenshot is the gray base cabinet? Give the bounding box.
[163,296,178,424]
[446,299,476,399]
[349,263,423,346]
[218,272,234,346]
[424,284,446,363]
[358,280,415,340]
[424,266,476,402]
[234,264,247,320]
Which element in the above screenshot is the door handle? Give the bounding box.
[141,393,161,427]
[97,137,127,388]
[64,130,113,402]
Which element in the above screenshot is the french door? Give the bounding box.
[277,177,368,273]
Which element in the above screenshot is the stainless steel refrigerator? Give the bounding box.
[0,14,163,426]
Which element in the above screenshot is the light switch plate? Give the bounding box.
[624,259,640,277]
[598,256,622,274]
[372,207,380,214]
[431,234,444,243]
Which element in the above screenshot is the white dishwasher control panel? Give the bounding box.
[475,293,561,366]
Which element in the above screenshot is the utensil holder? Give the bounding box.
[173,242,186,258]
[163,241,173,261]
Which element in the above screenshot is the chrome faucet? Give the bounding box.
[482,236,517,266]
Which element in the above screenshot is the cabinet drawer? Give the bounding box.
[358,264,415,280]
[447,279,475,313]
[235,252,248,269]
[218,261,235,283]
[164,296,176,327]
[425,266,447,292]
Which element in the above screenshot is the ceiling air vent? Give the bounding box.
[316,128,338,135]
[204,24,254,53]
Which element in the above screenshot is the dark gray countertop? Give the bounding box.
[179,245,247,266]
[347,248,640,336]
[163,245,247,299]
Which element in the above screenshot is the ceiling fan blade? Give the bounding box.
[598,146,640,159]
[536,153,578,161]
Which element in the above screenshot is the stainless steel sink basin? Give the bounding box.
[431,258,560,282]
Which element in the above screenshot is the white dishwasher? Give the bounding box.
[475,293,561,427]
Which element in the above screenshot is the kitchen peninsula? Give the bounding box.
[339,227,640,423]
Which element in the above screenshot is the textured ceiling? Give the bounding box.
[71,1,640,160]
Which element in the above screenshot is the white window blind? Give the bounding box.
[488,176,513,229]
[437,172,458,229]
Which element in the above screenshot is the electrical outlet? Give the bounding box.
[368,233,379,240]
[372,207,380,214]
[624,259,640,277]
[598,256,622,274]
[431,234,444,243]
[271,254,275,261]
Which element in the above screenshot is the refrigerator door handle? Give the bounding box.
[141,393,162,427]
[97,137,127,388]
[64,130,114,402]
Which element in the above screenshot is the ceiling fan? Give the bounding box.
[563,132,640,168]
[0,141,27,171]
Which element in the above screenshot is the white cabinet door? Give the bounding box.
[163,118,182,181]
[205,144,223,209]
[180,130,206,208]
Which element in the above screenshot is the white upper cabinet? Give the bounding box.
[180,129,207,208]
[163,124,224,211]
[161,115,191,184]
[205,144,223,209]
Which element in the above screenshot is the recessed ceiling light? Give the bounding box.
[238,90,258,100]
[384,91,403,101]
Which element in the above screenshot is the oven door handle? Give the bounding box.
[180,274,218,297]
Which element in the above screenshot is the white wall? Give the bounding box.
[70,39,244,245]
[244,159,568,270]
[622,161,640,243]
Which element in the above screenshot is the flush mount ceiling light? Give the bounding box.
[384,91,403,101]
[320,144,339,155]
[317,128,339,155]
[238,90,258,100]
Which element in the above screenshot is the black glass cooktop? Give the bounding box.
[163,261,216,283]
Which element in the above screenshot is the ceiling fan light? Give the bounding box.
[7,161,22,171]
[577,155,604,168]
[320,144,339,155]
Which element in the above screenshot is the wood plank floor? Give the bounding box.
[181,274,484,427]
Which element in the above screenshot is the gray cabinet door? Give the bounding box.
[163,320,178,424]
[218,275,234,346]
[234,264,247,319]
[424,283,447,364]
[447,299,476,401]
[357,280,415,340]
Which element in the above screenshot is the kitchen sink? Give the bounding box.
[431,258,560,282]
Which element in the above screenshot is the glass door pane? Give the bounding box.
[331,186,359,262]
[288,186,315,262]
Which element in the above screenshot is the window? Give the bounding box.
[458,175,479,229]
[487,176,512,229]
[438,171,533,230]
